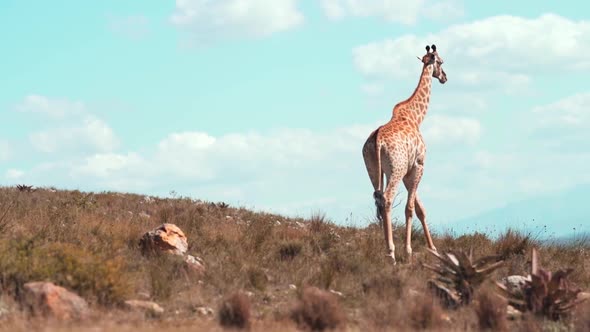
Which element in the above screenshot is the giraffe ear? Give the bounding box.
[425,45,430,53]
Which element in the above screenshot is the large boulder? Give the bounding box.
[21,282,89,320]
[139,223,188,256]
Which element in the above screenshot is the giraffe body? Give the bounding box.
[362,45,447,264]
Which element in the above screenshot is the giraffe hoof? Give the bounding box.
[385,253,396,265]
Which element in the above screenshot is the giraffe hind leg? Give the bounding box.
[362,129,381,191]
[382,170,404,265]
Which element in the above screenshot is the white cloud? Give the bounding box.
[14,95,119,155]
[5,169,24,180]
[170,0,304,44]
[353,14,590,90]
[533,92,590,128]
[0,141,10,161]
[422,114,481,146]
[73,153,145,178]
[360,82,385,96]
[320,0,463,24]
[16,95,85,118]
[108,15,150,40]
[29,115,118,154]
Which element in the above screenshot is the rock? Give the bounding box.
[137,292,151,300]
[501,275,530,295]
[408,289,420,298]
[506,305,523,320]
[194,306,214,316]
[329,290,344,297]
[21,282,89,320]
[139,223,188,256]
[578,292,590,301]
[440,313,452,323]
[185,255,206,273]
[0,298,10,318]
[289,284,297,290]
[124,300,164,315]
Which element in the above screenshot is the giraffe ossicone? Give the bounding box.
[362,44,447,265]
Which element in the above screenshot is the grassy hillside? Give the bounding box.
[0,186,589,331]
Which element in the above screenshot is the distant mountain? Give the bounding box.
[440,185,590,241]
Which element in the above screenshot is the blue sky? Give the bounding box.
[2,1,590,233]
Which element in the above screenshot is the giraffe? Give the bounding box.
[362,44,447,265]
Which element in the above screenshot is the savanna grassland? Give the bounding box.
[0,186,589,331]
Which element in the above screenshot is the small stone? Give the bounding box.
[506,305,522,320]
[194,306,214,316]
[185,255,206,273]
[577,292,590,301]
[329,289,343,297]
[137,292,151,300]
[124,300,164,315]
[288,284,297,290]
[0,298,10,318]
[408,289,420,298]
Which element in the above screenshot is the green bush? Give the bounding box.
[0,238,131,306]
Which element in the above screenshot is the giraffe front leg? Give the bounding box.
[403,164,424,264]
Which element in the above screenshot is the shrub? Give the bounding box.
[0,239,130,306]
[218,292,251,330]
[145,254,190,300]
[291,286,345,331]
[278,241,303,261]
[246,267,268,291]
[494,229,532,260]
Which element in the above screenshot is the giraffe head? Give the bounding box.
[421,44,447,84]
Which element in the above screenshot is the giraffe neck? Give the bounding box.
[399,64,434,126]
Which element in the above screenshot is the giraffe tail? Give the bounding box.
[373,128,386,223]
[374,189,386,222]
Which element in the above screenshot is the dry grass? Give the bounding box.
[0,186,588,331]
[475,290,508,331]
[408,294,444,330]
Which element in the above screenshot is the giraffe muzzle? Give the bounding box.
[439,69,447,84]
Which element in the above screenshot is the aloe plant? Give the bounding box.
[495,248,585,320]
[423,248,504,308]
